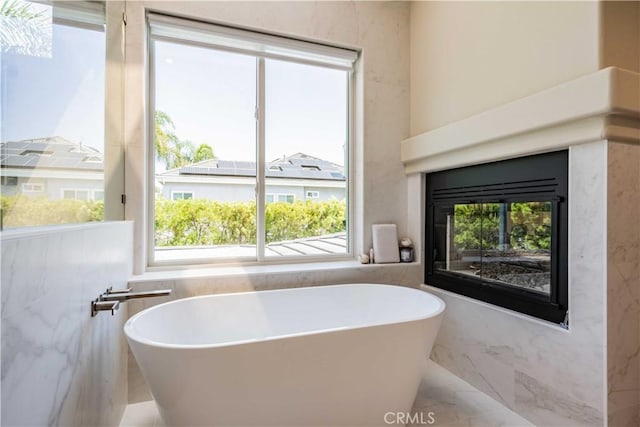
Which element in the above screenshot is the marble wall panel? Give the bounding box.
[607,142,640,426]
[1,222,133,426]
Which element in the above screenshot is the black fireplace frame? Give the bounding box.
[425,151,568,325]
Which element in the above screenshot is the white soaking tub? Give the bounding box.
[125,283,445,426]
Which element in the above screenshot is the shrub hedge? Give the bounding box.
[1,196,346,246]
[1,196,103,227]
[155,198,346,246]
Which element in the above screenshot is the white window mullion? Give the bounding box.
[347,70,355,257]
[256,57,266,261]
[147,34,158,267]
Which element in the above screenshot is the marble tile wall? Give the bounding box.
[428,141,609,426]
[1,222,133,426]
[607,141,640,426]
[126,262,422,403]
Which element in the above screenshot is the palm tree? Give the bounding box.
[154,110,215,170]
[193,143,215,163]
[154,110,180,169]
[0,0,50,57]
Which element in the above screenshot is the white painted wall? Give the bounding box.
[0,176,103,200]
[160,181,345,203]
[409,1,600,135]
[409,1,640,136]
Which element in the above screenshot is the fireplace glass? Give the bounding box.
[426,151,568,325]
[433,201,552,296]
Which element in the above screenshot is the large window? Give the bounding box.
[1,1,106,229]
[148,13,356,265]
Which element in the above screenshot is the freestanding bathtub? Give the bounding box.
[125,284,445,426]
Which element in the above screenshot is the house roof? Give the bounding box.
[160,152,345,181]
[0,137,104,171]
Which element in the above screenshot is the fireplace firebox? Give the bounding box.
[425,151,568,325]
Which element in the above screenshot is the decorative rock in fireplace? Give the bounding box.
[401,67,640,426]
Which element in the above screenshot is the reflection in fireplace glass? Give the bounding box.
[434,201,552,295]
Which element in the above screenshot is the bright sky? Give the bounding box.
[2,5,348,167]
[2,16,105,150]
[154,40,347,166]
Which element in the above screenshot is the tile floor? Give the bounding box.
[120,360,533,427]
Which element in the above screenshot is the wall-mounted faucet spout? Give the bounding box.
[101,289,171,302]
[91,287,171,317]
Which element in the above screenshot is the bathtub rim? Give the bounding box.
[124,283,445,350]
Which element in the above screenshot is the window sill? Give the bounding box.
[129,260,421,284]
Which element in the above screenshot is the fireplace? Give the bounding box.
[402,67,639,425]
[425,151,568,325]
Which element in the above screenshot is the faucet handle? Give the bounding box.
[108,300,120,314]
[91,299,120,317]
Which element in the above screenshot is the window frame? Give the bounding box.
[21,183,45,193]
[61,188,88,200]
[1,176,18,186]
[276,193,295,203]
[61,188,103,201]
[171,191,194,201]
[146,12,356,268]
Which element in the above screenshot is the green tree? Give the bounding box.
[193,143,215,163]
[453,202,551,251]
[154,111,215,169]
[453,204,500,250]
[510,202,551,250]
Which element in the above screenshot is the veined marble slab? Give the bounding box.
[1,222,133,426]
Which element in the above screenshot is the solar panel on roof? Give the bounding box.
[1,138,105,170]
[7,156,35,167]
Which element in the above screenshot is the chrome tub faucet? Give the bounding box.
[91,286,171,317]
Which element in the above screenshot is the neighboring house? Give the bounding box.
[1,140,345,204]
[157,153,346,203]
[0,137,104,201]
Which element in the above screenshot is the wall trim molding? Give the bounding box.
[401,67,640,174]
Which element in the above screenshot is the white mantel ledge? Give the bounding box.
[401,67,640,174]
